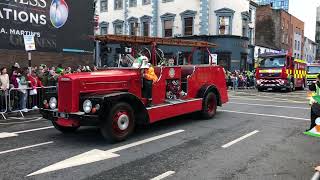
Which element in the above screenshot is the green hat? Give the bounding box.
[56,67,64,74]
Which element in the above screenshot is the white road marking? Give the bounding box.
[13,126,54,134]
[228,102,309,110]
[230,97,306,104]
[0,141,53,155]
[0,132,18,139]
[221,110,309,121]
[9,116,42,120]
[0,126,54,139]
[27,129,185,177]
[222,130,259,148]
[151,171,175,180]
[0,118,44,125]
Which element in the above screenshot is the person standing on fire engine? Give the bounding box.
[141,57,158,106]
[308,74,320,130]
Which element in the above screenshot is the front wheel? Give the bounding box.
[287,81,295,92]
[100,102,135,142]
[200,92,217,119]
[52,121,79,134]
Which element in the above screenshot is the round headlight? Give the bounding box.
[49,97,57,109]
[83,100,92,113]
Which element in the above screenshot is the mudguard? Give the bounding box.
[197,85,221,106]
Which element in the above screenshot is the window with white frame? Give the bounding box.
[184,17,193,36]
[164,20,173,37]
[142,0,151,5]
[142,21,150,36]
[218,16,230,35]
[180,10,196,36]
[129,22,139,36]
[100,22,108,35]
[140,15,151,37]
[215,8,234,36]
[114,0,123,10]
[113,21,124,35]
[100,0,108,12]
[129,0,137,7]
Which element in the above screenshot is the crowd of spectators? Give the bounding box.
[0,63,97,112]
[226,70,256,89]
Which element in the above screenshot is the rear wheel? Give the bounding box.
[200,92,217,119]
[100,102,135,142]
[52,121,79,134]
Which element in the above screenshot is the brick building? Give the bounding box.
[255,5,304,58]
[316,6,320,60]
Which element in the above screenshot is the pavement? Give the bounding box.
[0,89,318,180]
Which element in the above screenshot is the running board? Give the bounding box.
[147,98,203,123]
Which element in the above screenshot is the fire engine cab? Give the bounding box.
[307,63,320,89]
[41,35,229,142]
[255,52,306,92]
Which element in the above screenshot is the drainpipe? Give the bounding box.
[152,0,159,37]
[199,0,209,35]
[124,0,129,35]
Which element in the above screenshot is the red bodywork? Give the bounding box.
[42,35,228,132]
[57,65,228,125]
[255,53,306,90]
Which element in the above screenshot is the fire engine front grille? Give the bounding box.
[260,73,281,78]
[58,81,73,112]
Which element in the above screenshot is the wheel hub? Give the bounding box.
[117,114,129,130]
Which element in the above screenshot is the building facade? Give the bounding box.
[255,5,304,59]
[303,37,317,63]
[256,0,289,11]
[316,6,320,60]
[95,0,257,71]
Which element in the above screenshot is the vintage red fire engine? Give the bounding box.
[41,35,229,142]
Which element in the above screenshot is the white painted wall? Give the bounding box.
[95,0,254,38]
[157,0,200,37]
[208,0,250,36]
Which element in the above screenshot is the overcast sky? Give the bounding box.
[288,0,320,41]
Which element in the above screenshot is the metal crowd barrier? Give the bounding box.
[8,86,57,117]
[0,89,8,119]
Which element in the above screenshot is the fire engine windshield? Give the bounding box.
[307,66,320,74]
[259,57,286,68]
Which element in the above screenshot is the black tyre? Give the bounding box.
[200,92,217,119]
[257,87,263,92]
[52,121,79,134]
[100,102,135,142]
[287,81,295,92]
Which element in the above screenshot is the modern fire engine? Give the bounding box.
[255,52,306,92]
[41,35,229,142]
[307,63,320,89]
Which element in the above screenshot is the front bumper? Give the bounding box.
[256,80,289,89]
[40,109,100,126]
[307,80,316,86]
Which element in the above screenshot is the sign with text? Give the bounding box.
[0,0,94,52]
[210,54,218,65]
[23,35,36,51]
